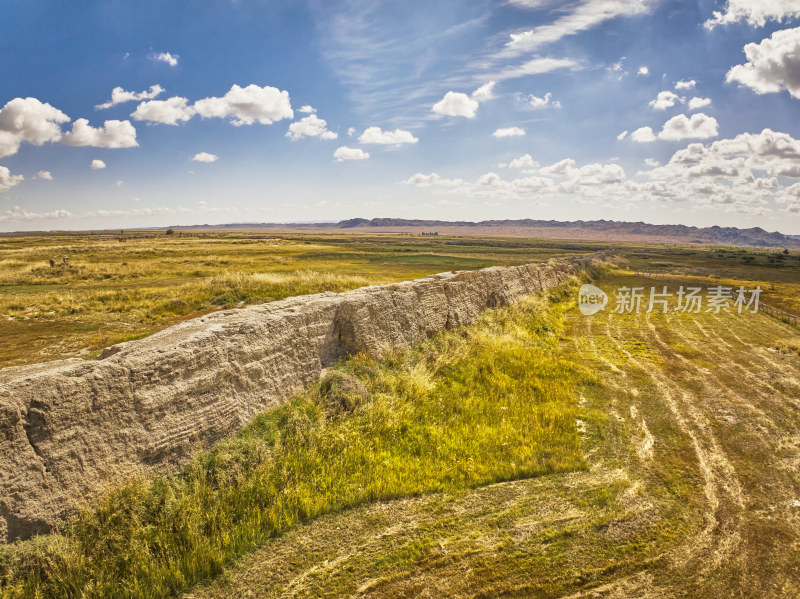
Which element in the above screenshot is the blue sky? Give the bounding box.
[2,0,800,233]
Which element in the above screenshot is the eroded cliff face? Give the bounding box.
[0,253,607,542]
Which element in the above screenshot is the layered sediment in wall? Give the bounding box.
[0,252,608,542]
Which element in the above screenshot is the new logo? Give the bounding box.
[578,284,608,316]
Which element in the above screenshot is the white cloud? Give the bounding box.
[333,146,369,161]
[631,126,657,142]
[96,85,164,110]
[115,180,124,187]
[638,66,649,76]
[0,166,23,192]
[471,81,496,102]
[193,84,293,125]
[658,113,719,141]
[777,182,800,213]
[90,159,106,170]
[358,126,418,144]
[504,0,654,53]
[688,97,712,110]
[0,205,71,223]
[0,97,70,157]
[493,57,577,81]
[705,0,800,28]
[527,92,560,109]
[61,119,138,148]
[540,158,576,176]
[573,163,626,184]
[192,152,218,163]
[402,173,464,187]
[649,90,684,110]
[34,170,52,180]
[432,91,479,118]
[287,114,338,140]
[674,79,697,90]
[477,172,504,187]
[726,27,800,99]
[492,127,526,137]
[131,97,195,125]
[629,114,719,143]
[347,127,356,137]
[152,52,179,67]
[644,158,660,167]
[632,128,800,212]
[508,154,539,169]
[617,130,629,140]
[298,105,316,113]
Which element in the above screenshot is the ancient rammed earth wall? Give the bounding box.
[0,252,608,542]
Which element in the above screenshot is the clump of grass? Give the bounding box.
[0,277,588,598]
[318,370,372,417]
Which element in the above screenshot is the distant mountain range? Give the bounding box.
[175,218,800,248]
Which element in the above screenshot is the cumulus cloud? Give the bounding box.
[638,66,649,75]
[192,152,218,163]
[617,130,629,140]
[0,205,71,223]
[705,0,800,28]
[540,158,577,176]
[298,105,316,114]
[471,81,496,101]
[432,91,479,118]
[152,52,179,67]
[629,114,718,143]
[674,79,697,90]
[402,173,464,186]
[333,146,369,161]
[644,158,660,167]
[194,84,293,125]
[34,170,52,180]
[61,119,138,148]
[573,163,626,184]
[96,85,164,110]
[658,113,719,141]
[0,166,24,192]
[688,97,712,110]
[287,114,338,140]
[726,27,800,99]
[358,126,418,144]
[90,159,106,170]
[0,97,70,157]
[492,127,526,137]
[631,126,657,142]
[527,92,560,109]
[632,128,800,212]
[131,97,195,125]
[649,90,684,110]
[507,154,539,169]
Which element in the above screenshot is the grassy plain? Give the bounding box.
[0,231,593,368]
[1,232,799,597]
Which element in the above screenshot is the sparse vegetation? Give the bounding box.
[2,234,799,598]
[0,232,585,368]
[0,278,588,598]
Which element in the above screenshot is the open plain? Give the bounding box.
[0,232,799,598]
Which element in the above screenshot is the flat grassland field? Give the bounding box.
[1,231,800,598]
[1,231,798,369]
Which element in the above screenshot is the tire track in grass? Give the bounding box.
[603,313,744,573]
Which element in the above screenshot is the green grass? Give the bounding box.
[0,278,588,598]
[0,231,585,368]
